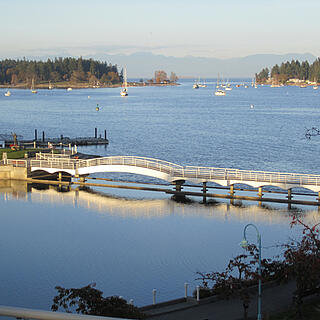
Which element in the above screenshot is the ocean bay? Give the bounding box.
[1,80,320,309]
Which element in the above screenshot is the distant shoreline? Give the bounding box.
[0,81,179,90]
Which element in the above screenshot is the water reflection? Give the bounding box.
[0,180,319,308]
[1,180,318,225]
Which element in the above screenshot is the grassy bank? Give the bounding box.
[0,148,59,159]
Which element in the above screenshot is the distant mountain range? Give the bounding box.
[86,52,317,78]
[7,51,317,79]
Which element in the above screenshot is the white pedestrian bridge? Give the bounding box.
[5,155,320,192]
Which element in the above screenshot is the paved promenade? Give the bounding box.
[145,281,297,320]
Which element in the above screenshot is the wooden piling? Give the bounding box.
[202,182,207,203]
[287,189,292,210]
[229,184,235,205]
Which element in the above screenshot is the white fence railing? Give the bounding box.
[3,155,320,187]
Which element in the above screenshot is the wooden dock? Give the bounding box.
[1,128,109,148]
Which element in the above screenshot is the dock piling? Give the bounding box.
[202,182,207,203]
[104,130,107,140]
[42,131,45,142]
[287,189,292,209]
[34,129,37,141]
[95,128,97,139]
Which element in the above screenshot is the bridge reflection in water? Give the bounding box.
[1,180,318,226]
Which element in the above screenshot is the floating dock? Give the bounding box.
[1,128,109,148]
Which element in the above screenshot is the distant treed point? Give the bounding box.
[0,57,122,88]
[256,57,320,86]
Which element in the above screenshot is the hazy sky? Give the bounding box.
[2,0,320,59]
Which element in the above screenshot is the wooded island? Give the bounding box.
[0,57,178,88]
[256,57,320,85]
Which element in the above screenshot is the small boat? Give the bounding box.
[225,81,232,91]
[215,75,226,95]
[4,90,11,96]
[193,82,199,89]
[67,87,73,91]
[31,78,37,93]
[120,88,128,96]
[215,89,226,96]
[197,77,207,88]
[120,67,128,96]
[313,85,318,90]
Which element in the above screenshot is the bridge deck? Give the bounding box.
[2,155,320,192]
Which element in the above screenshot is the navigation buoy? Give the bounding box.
[96,104,100,111]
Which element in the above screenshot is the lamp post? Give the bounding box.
[240,223,262,320]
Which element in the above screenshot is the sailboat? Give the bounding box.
[4,90,11,96]
[31,78,37,93]
[193,77,200,89]
[198,78,207,88]
[120,68,128,96]
[225,80,232,91]
[215,75,226,96]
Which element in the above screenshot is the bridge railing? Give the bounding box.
[30,158,77,170]
[5,159,28,167]
[183,165,320,186]
[3,155,320,187]
[77,156,184,176]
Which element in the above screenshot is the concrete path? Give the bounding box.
[145,281,296,320]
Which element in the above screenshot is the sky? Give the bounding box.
[1,0,320,59]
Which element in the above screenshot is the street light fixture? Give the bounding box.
[241,223,262,320]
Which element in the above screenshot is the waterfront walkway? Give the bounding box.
[144,281,300,320]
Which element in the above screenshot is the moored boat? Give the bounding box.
[121,67,128,96]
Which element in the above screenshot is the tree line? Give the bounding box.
[0,57,122,85]
[256,57,320,84]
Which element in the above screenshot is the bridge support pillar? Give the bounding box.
[172,180,186,202]
[258,187,263,199]
[287,189,292,210]
[202,182,208,203]
[258,187,263,207]
[229,185,235,205]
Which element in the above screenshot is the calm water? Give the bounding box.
[0,80,320,309]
